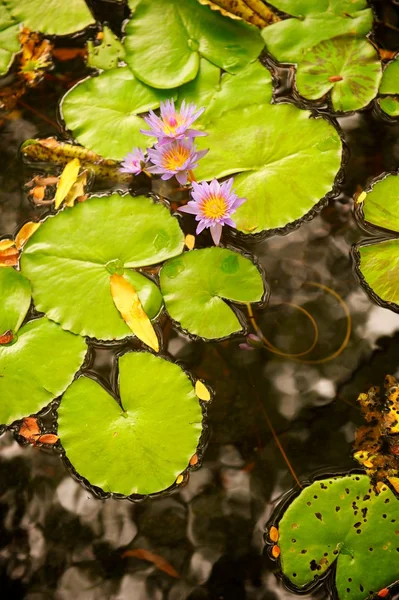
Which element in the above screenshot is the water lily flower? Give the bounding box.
[141,99,207,145]
[120,148,147,175]
[178,178,246,245]
[146,140,208,185]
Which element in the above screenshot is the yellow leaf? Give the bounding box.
[195,380,211,401]
[15,222,40,249]
[176,474,184,485]
[110,274,159,352]
[356,191,367,204]
[388,476,399,495]
[54,158,80,209]
[64,171,88,207]
[184,234,195,250]
[0,239,15,251]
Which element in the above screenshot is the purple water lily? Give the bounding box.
[146,140,208,186]
[141,99,207,146]
[120,148,147,175]
[178,178,246,245]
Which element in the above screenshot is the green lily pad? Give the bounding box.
[295,36,382,112]
[0,268,31,337]
[4,0,94,36]
[378,56,399,118]
[0,317,87,426]
[20,194,185,340]
[355,174,399,310]
[159,248,265,339]
[87,26,126,71]
[123,0,264,89]
[187,61,342,234]
[263,0,372,65]
[0,2,19,76]
[58,352,203,496]
[61,68,173,160]
[277,474,399,600]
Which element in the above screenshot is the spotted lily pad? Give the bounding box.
[87,26,126,71]
[295,36,382,112]
[123,0,264,89]
[159,248,265,339]
[58,352,203,496]
[354,173,399,311]
[20,194,184,340]
[0,268,31,337]
[0,2,19,76]
[277,474,399,600]
[263,0,373,65]
[61,68,173,160]
[4,0,94,36]
[378,56,399,118]
[0,317,87,426]
[185,61,342,234]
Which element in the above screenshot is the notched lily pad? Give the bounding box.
[354,173,399,312]
[275,474,399,600]
[61,68,173,160]
[187,61,342,235]
[58,352,204,496]
[20,194,185,341]
[87,26,126,71]
[0,317,87,426]
[123,0,264,89]
[4,0,95,36]
[0,267,31,338]
[295,36,382,113]
[159,247,265,340]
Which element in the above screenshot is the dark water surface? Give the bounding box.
[2,1,399,598]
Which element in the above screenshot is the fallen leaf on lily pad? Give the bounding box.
[54,158,80,209]
[110,274,159,352]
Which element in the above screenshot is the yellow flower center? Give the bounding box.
[202,195,228,220]
[162,145,191,170]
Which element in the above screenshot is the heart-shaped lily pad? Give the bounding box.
[277,474,399,600]
[0,317,87,426]
[123,0,264,89]
[295,36,382,113]
[378,56,399,118]
[4,0,94,36]
[354,173,399,311]
[159,248,265,339]
[58,351,203,496]
[0,267,31,337]
[20,194,184,340]
[185,61,342,235]
[263,0,373,65]
[61,68,173,160]
[0,2,19,76]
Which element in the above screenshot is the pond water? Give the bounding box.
[2,0,399,599]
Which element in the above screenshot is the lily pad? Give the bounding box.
[277,474,399,600]
[58,352,203,496]
[378,56,399,118]
[188,61,342,234]
[0,3,19,76]
[159,248,265,339]
[123,0,264,89]
[87,26,126,71]
[355,174,399,311]
[61,68,173,160]
[263,0,373,65]
[20,194,184,340]
[0,317,87,426]
[295,36,382,113]
[0,268,31,337]
[4,0,94,36]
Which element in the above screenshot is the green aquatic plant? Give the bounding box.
[378,55,399,118]
[273,474,399,600]
[58,351,205,496]
[0,2,20,76]
[354,173,399,310]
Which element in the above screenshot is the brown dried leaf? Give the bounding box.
[122,549,180,578]
[0,331,14,345]
[0,247,19,267]
[19,27,53,87]
[19,417,41,440]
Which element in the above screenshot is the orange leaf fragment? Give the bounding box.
[0,247,19,267]
[110,274,159,352]
[378,589,390,598]
[272,545,280,558]
[190,453,198,466]
[388,477,399,495]
[0,330,14,345]
[36,434,59,445]
[269,526,279,543]
[122,548,180,579]
[19,417,40,440]
[32,186,45,201]
[328,75,343,82]
[15,222,40,249]
[0,239,15,252]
